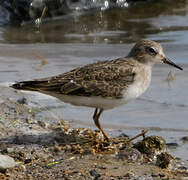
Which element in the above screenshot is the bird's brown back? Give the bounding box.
[12,58,137,98]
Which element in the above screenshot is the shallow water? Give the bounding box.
[0,1,188,159]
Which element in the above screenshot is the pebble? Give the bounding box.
[17,97,27,105]
[124,172,135,178]
[151,174,159,177]
[0,154,18,171]
[19,165,26,172]
[37,120,47,128]
[117,148,142,162]
[181,136,188,142]
[166,142,179,149]
[6,147,14,153]
[178,166,188,171]
[24,158,32,164]
[89,169,101,179]
[156,152,174,169]
[118,133,129,138]
[134,136,166,155]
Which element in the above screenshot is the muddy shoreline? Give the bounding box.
[0,86,187,179]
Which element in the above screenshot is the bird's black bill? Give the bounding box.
[163,58,183,70]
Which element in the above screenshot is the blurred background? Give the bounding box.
[0,0,188,159]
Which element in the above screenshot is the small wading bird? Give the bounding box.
[11,40,183,141]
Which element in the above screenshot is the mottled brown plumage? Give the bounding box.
[11,40,183,141]
[13,58,137,98]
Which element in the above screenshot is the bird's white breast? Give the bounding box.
[122,64,151,102]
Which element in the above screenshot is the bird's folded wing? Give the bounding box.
[59,59,136,98]
[13,59,136,98]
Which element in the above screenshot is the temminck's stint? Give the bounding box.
[11,40,183,141]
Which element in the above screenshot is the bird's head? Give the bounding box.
[128,39,183,70]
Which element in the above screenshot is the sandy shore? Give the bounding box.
[0,85,187,179]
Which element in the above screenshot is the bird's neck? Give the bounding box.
[126,55,154,67]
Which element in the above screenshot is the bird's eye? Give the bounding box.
[146,47,157,55]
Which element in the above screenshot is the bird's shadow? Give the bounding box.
[0,128,89,147]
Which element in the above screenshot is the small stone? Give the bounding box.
[124,172,135,178]
[117,176,123,180]
[178,166,188,170]
[156,152,174,169]
[17,97,27,105]
[166,142,179,149]
[151,174,159,177]
[134,136,166,155]
[25,118,34,124]
[118,133,129,138]
[38,120,47,128]
[19,165,26,172]
[117,148,142,162]
[89,169,101,179]
[6,148,14,153]
[24,158,32,164]
[181,136,188,142]
[53,146,61,153]
[0,154,18,171]
[159,173,166,177]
